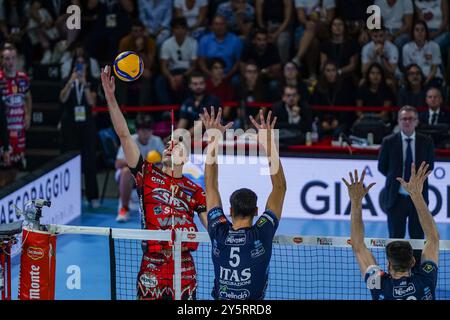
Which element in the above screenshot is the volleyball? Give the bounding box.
[113,51,144,82]
[146,150,162,163]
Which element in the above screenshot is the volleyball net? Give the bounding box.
[53,225,450,300]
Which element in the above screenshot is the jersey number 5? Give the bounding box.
[229,247,240,267]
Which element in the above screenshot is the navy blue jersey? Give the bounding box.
[207,206,279,300]
[365,261,438,300]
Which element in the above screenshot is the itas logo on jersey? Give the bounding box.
[152,188,189,212]
[393,284,416,298]
[225,231,246,246]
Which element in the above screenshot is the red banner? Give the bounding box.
[18,227,56,300]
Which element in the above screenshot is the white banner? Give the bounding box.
[0,156,82,226]
[183,155,450,223]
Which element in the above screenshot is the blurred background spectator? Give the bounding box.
[356,62,395,123]
[312,60,356,137]
[216,0,254,38]
[157,17,197,105]
[174,0,208,40]
[402,20,444,88]
[255,0,292,63]
[414,0,450,54]
[397,63,427,108]
[59,50,99,208]
[234,61,269,129]
[84,0,133,62]
[273,84,312,135]
[293,0,335,80]
[198,15,242,82]
[375,0,413,49]
[117,19,155,106]
[177,72,221,134]
[138,0,172,47]
[240,27,281,87]
[361,27,399,82]
[319,16,359,80]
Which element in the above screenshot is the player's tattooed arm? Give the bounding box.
[101,65,140,169]
[342,169,378,275]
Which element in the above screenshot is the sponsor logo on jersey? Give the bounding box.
[211,216,227,228]
[422,263,435,273]
[251,240,265,258]
[157,216,193,227]
[317,237,333,246]
[219,286,250,300]
[209,209,223,220]
[347,239,352,245]
[152,188,189,212]
[393,284,416,298]
[151,176,165,185]
[292,237,303,244]
[187,233,196,240]
[225,232,246,246]
[153,206,163,215]
[140,273,158,289]
[257,217,267,228]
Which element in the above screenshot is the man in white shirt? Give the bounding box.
[156,17,198,104]
[374,0,413,48]
[402,21,444,87]
[361,27,399,79]
[115,113,165,222]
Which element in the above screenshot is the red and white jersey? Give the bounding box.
[131,157,206,251]
[0,70,30,158]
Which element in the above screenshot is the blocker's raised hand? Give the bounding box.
[397,162,432,197]
[342,169,376,203]
[101,65,116,98]
[200,106,233,133]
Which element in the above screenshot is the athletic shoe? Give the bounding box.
[116,206,130,222]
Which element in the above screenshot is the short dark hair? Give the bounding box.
[230,188,257,219]
[135,113,154,129]
[253,27,268,38]
[386,241,414,272]
[208,57,226,70]
[398,105,418,118]
[131,19,145,29]
[283,84,298,94]
[171,17,188,29]
[189,71,206,83]
[2,42,17,53]
[412,20,430,41]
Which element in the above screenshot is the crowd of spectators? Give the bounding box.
[1,0,450,156]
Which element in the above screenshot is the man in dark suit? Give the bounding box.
[378,105,435,267]
[272,85,312,132]
[419,87,450,125]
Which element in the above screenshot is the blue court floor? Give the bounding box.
[9,199,450,300]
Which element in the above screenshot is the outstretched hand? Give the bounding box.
[397,162,431,197]
[342,169,376,203]
[249,109,277,154]
[199,106,234,134]
[101,65,116,99]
